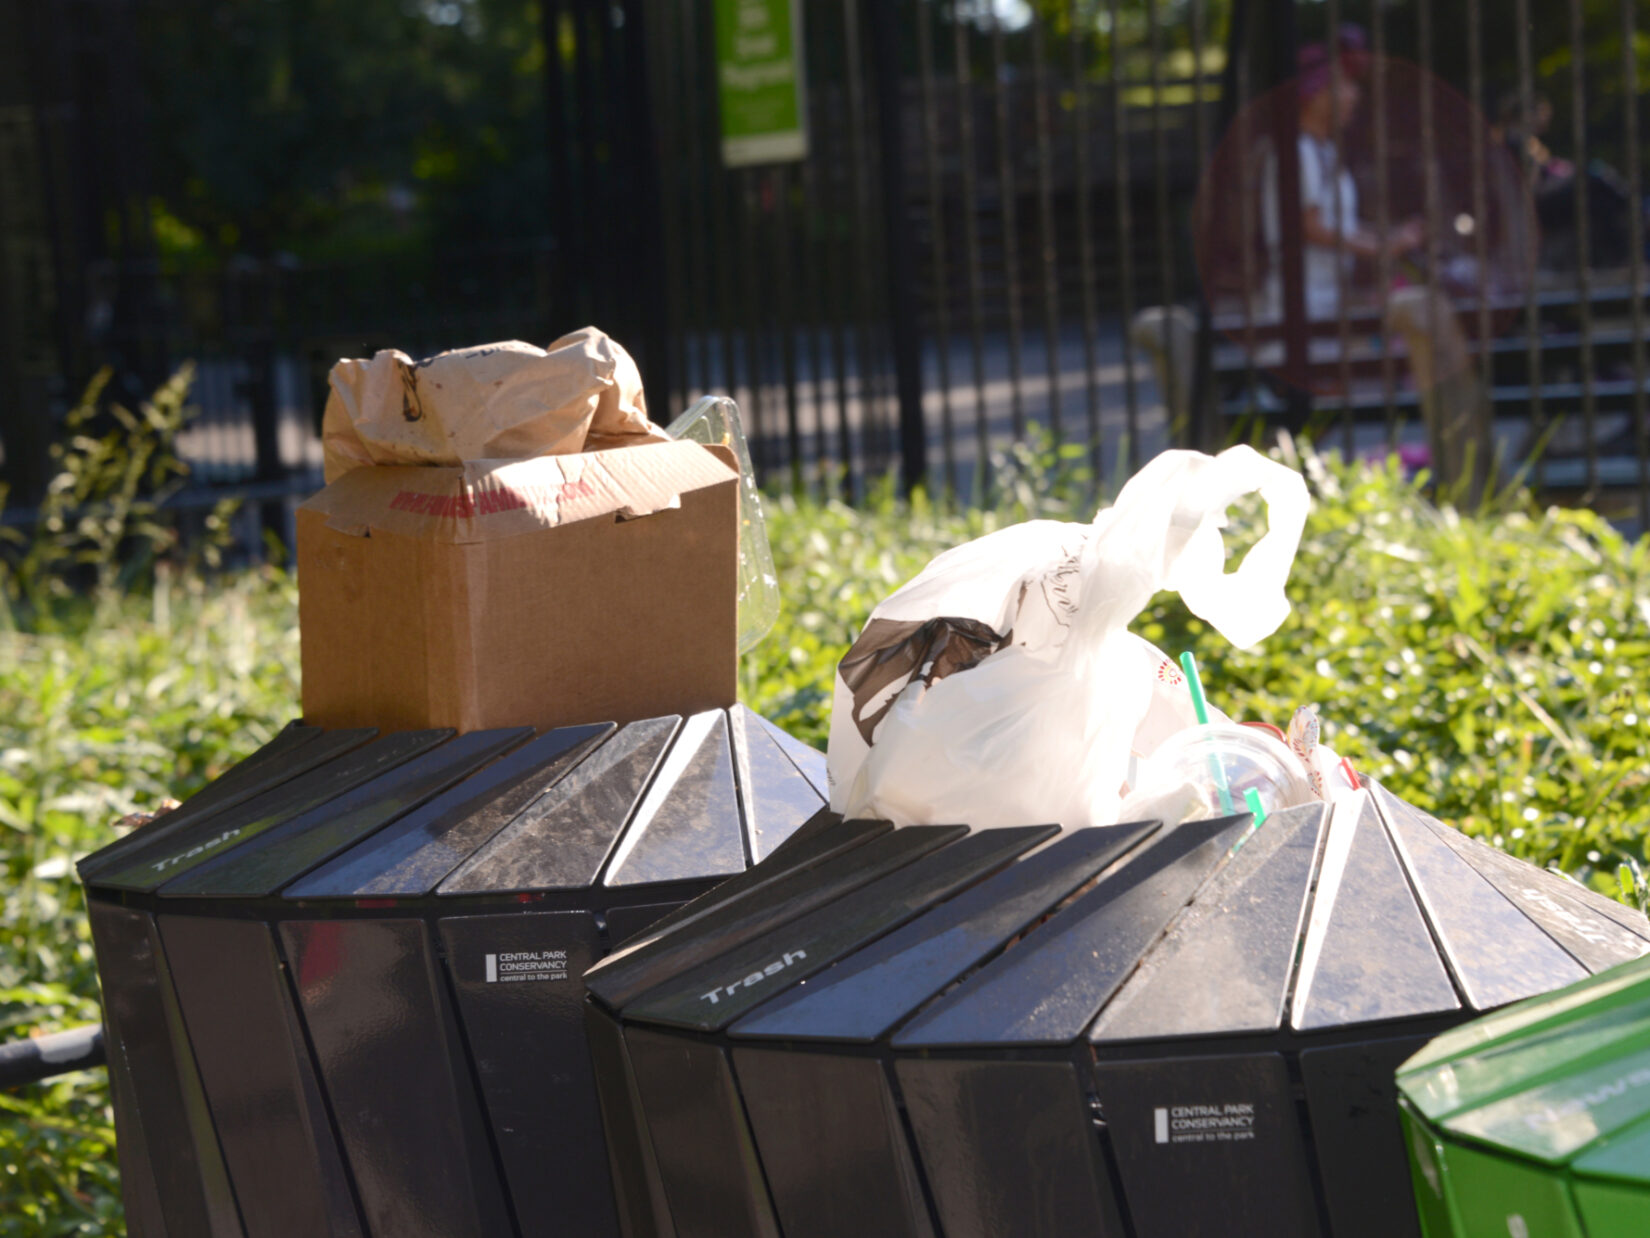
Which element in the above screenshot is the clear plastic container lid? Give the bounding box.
[1132,721,1315,822]
[665,396,780,654]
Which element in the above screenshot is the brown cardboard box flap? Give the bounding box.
[299,439,739,546]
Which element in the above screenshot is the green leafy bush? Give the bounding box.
[2,428,1647,1234]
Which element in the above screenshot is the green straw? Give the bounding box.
[1244,787,1266,826]
[1179,651,1235,815]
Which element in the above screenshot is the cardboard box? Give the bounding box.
[297,439,740,734]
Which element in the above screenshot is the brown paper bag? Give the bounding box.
[320,326,665,482]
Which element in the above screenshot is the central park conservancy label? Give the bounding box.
[715,0,807,165]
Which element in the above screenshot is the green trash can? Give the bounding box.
[1396,952,1650,1237]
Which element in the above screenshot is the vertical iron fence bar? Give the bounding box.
[990,6,1027,440]
[1371,0,1397,446]
[1109,0,1140,470]
[1237,42,1258,431]
[843,0,883,486]
[1326,0,1352,456]
[826,10,859,498]
[1031,9,1064,445]
[868,0,928,494]
[1146,0,1175,442]
[1466,0,1492,481]
[654,0,687,414]
[1568,0,1597,495]
[1516,0,1543,483]
[1269,0,1308,433]
[704,0,740,406]
[953,14,992,494]
[1418,0,1445,478]
[1622,0,1647,529]
[1070,0,1104,475]
[774,166,803,494]
[800,148,831,498]
[917,0,958,498]
[682,0,712,398]
[741,172,770,472]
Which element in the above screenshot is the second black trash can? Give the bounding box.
[582,785,1650,1238]
[78,706,826,1238]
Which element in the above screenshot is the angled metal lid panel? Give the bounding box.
[729,709,826,862]
[1091,803,1327,1044]
[1291,793,1460,1032]
[439,716,680,895]
[584,820,937,1012]
[590,811,869,975]
[79,721,335,880]
[1414,808,1650,973]
[742,705,827,797]
[1377,786,1589,1010]
[623,826,1036,1031]
[96,730,444,893]
[894,814,1243,1048]
[284,723,615,899]
[162,728,528,898]
[734,822,1153,1043]
[603,711,746,887]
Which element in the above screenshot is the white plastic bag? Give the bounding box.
[825,445,1311,828]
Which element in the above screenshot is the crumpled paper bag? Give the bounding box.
[321,326,666,482]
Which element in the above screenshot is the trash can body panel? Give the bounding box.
[624,1027,780,1238]
[1092,804,1325,1043]
[440,909,617,1238]
[584,1004,678,1238]
[280,917,512,1238]
[897,1057,1125,1238]
[158,914,363,1238]
[733,823,1149,1044]
[88,902,245,1238]
[734,1047,935,1238]
[439,715,681,894]
[1095,1052,1319,1238]
[1299,1038,1433,1238]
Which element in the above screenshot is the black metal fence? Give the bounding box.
[2,0,1646,532]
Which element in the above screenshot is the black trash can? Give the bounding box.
[583,785,1650,1238]
[78,707,826,1238]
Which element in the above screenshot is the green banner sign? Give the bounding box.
[714,0,807,166]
